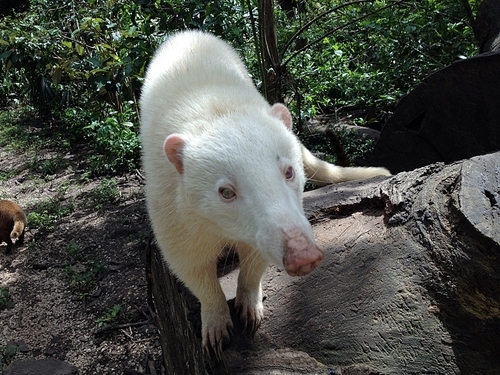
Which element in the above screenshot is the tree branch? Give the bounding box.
[282,0,406,68]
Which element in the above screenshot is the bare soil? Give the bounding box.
[0,122,162,374]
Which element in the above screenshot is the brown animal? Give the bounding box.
[0,200,26,254]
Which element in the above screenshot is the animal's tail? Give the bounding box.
[10,218,25,240]
[301,145,391,187]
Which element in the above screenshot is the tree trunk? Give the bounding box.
[258,0,282,104]
[149,151,500,374]
[147,236,209,375]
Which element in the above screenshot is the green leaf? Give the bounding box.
[75,43,85,56]
[0,50,12,59]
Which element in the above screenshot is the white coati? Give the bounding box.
[140,30,390,356]
[0,200,26,255]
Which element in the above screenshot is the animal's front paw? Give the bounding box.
[202,306,233,360]
[235,286,264,336]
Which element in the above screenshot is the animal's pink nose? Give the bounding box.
[282,230,324,276]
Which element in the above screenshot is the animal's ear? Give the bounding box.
[164,134,187,174]
[270,103,293,130]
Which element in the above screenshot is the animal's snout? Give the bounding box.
[282,228,324,276]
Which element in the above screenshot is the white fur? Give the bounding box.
[302,146,391,186]
[140,30,389,355]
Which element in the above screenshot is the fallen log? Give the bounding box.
[148,151,500,374]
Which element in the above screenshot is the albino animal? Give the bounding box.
[140,30,390,357]
[0,200,26,254]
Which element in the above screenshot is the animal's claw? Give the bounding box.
[202,319,232,362]
[235,298,263,337]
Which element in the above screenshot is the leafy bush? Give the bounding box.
[301,125,376,166]
[0,0,477,172]
[0,0,258,174]
[83,106,141,174]
[279,0,477,118]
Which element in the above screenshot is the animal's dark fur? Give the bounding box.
[0,200,26,254]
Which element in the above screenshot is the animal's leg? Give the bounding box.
[176,258,232,359]
[5,238,12,255]
[235,243,268,336]
[17,230,24,247]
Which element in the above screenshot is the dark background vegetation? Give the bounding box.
[0,0,478,174]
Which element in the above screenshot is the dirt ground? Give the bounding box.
[0,128,163,373]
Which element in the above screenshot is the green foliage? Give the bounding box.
[0,0,478,170]
[302,125,376,166]
[64,260,105,295]
[29,154,69,176]
[0,287,14,310]
[0,0,257,175]
[63,240,105,297]
[89,178,120,210]
[0,342,19,369]
[279,0,477,117]
[27,197,75,232]
[0,108,38,151]
[335,126,376,162]
[97,303,127,327]
[59,106,140,174]
[66,240,80,258]
[0,0,154,174]
[84,107,141,174]
[0,168,18,182]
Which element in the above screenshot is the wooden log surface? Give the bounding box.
[148,237,208,375]
[150,151,500,375]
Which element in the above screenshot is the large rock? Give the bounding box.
[5,358,77,375]
[370,52,500,174]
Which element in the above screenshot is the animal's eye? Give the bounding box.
[284,166,295,180]
[219,187,236,200]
